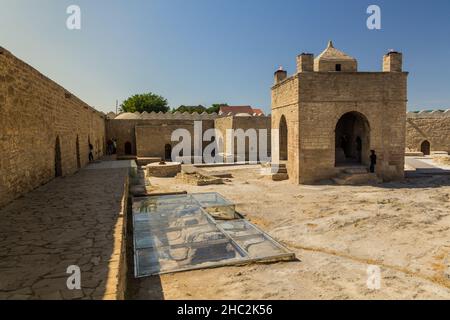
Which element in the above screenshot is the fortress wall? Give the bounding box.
[0,47,106,207]
[406,111,450,153]
[134,120,215,158]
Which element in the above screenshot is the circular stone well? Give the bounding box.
[146,162,181,177]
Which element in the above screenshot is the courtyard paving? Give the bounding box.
[0,161,131,300]
[130,164,450,299]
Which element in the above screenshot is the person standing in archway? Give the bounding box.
[112,138,117,154]
[369,150,377,173]
[89,143,94,162]
[356,137,362,163]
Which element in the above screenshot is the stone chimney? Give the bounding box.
[274,67,287,85]
[383,51,403,72]
[297,53,314,73]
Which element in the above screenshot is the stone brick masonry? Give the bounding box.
[0,47,106,207]
[406,111,450,153]
[272,43,408,183]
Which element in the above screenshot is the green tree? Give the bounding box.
[120,93,169,113]
[172,105,207,114]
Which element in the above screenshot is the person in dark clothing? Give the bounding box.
[89,143,94,162]
[106,139,113,155]
[370,150,377,173]
[356,137,362,163]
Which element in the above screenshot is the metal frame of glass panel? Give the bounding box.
[133,194,295,278]
[191,192,237,220]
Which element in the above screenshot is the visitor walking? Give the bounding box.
[112,138,117,154]
[369,150,377,173]
[106,139,113,155]
[89,143,94,162]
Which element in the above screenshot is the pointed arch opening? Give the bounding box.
[164,144,172,161]
[55,136,62,177]
[279,115,288,161]
[421,140,431,156]
[76,135,81,169]
[335,111,370,166]
[124,142,132,155]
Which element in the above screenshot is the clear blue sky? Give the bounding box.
[1,0,450,114]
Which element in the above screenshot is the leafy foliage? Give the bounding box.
[172,103,228,114]
[120,93,169,113]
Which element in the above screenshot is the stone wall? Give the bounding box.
[108,115,271,162]
[297,72,407,183]
[406,111,450,153]
[134,120,215,159]
[106,119,138,156]
[0,47,106,207]
[215,115,272,161]
[271,76,300,183]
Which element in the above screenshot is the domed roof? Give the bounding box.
[115,112,142,120]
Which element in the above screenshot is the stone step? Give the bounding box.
[342,167,369,174]
[271,173,289,181]
[136,157,162,166]
[271,167,287,174]
[333,172,381,185]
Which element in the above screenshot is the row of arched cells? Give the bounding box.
[54,135,103,178]
[55,139,178,171]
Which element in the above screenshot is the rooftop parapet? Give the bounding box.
[407,109,450,118]
[113,111,271,120]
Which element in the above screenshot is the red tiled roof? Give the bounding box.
[252,108,264,116]
[219,105,265,116]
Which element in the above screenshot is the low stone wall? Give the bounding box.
[104,172,129,300]
[146,162,181,177]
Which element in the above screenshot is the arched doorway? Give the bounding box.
[76,135,81,169]
[335,112,370,166]
[55,136,62,177]
[279,115,288,161]
[165,144,172,161]
[421,140,431,156]
[124,142,132,155]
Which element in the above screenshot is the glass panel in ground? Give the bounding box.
[132,194,198,214]
[132,194,295,277]
[133,205,209,232]
[134,223,227,249]
[135,240,245,276]
[218,220,291,259]
[191,192,237,220]
[218,220,261,238]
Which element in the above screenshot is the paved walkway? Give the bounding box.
[405,157,450,176]
[0,161,130,300]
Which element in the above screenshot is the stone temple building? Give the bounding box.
[2,43,450,208]
[272,41,408,184]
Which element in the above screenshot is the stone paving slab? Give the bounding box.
[0,163,129,300]
[405,157,450,176]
